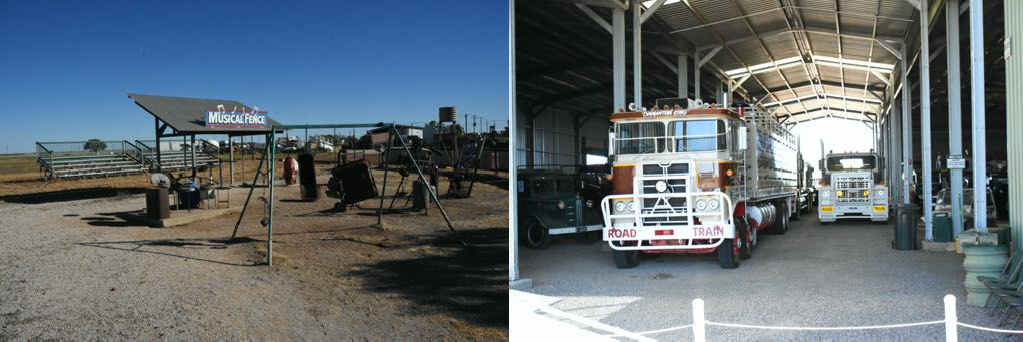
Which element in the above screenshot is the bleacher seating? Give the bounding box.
[42,154,147,180]
[142,150,221,172]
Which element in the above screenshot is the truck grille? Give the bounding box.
[640,163,691,225]
[643,163,689,176]
[835,174,870,203]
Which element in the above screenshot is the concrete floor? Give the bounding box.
[519,217,1020,340]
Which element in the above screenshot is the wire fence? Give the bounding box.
[545,295,1023,341]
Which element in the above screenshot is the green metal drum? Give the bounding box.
[961,240,1009,307]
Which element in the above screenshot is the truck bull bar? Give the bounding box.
[601,191,735,251]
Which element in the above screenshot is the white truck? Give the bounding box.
[817,151,889,223]
[602,99,799,269]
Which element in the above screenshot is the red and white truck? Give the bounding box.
[602,99,799,269]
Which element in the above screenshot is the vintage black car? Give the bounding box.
[517,167,608,249]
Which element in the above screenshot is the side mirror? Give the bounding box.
[737,127,748,150]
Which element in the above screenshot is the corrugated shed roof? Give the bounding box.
[129,94,283,135]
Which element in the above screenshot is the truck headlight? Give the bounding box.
[708,199,720,210]
[876,190,884,197]
[695,199,708,211]
[585,200,594,208]
[557,201,566,210]
[614,201,626,212]
[627,201,636,212]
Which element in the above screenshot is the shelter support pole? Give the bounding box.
[893,94,904,204]
[969,0,987,232]
[228,134,235,186]
[694,50,701,99]
[946,0,965,235]
[155,117,161,173]
[267,132,275,266]
[678,54,688,98]
[191,135,197,178]
[613,6,626,110]
[919,0,933,240]
[901,46,912,205]
[377,129,392,226]
[510,0,523,284]
[631,0,642,108]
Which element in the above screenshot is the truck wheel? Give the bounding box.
[718,238,740,269]
[611,244,640,269]
[738,220,752,260]
[771,201,789,234]
[522,220,551,249]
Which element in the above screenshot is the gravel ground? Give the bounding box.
[0,168,507,340]
[519,217,1020,340]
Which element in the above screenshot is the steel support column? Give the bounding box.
[613,7,626,110]
[228,135,235,186]
[509,0,523,285]
[969,0,988,232]
[631,0,642,108]
[894,94,905,204]
[919,0,933,240]
[694,50,701,99]
[678,54,688,98]
[900,47,912,205]
[946,0,965,235]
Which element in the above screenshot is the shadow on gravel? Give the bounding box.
[76,237,263,267]
[0,187,147,204]
[348,227,508,328]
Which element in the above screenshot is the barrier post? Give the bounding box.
[945,295,958,342]
[693,298,706,342]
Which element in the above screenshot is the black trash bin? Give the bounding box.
[894,204,920,250]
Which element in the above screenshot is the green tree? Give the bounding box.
[83,139,107,153]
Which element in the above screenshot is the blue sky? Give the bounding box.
[0,1,508,153]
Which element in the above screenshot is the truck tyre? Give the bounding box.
[522,220,551,249]
[612,245,640,269]
[738,220,752,260]
[718,238,740,269]
[771,201,789,234]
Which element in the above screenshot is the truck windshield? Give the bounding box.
[826,156,877,171]
[669,119,726,152]
[615,122,666,154]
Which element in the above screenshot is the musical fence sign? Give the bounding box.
[947,155,966,169]
[205,109,269,128]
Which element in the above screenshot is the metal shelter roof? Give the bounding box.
[128,93,283,135]
[518,0,922,125]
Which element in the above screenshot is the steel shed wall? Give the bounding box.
[1006,0,1023,250]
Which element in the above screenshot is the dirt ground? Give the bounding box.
[0,163,509,340]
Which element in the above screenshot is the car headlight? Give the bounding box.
[695,199,708,211]
[557,201,566,210]
[708,199,720,210]
[614,201,626,212]
[586,200,594,208]
[627,201,636,212]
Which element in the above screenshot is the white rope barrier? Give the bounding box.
[535,294,1023,341]
[956,322,1023,334]
[705,320,944,331]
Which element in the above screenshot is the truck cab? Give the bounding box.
[601,100,798,269]
[817,152,889,222]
